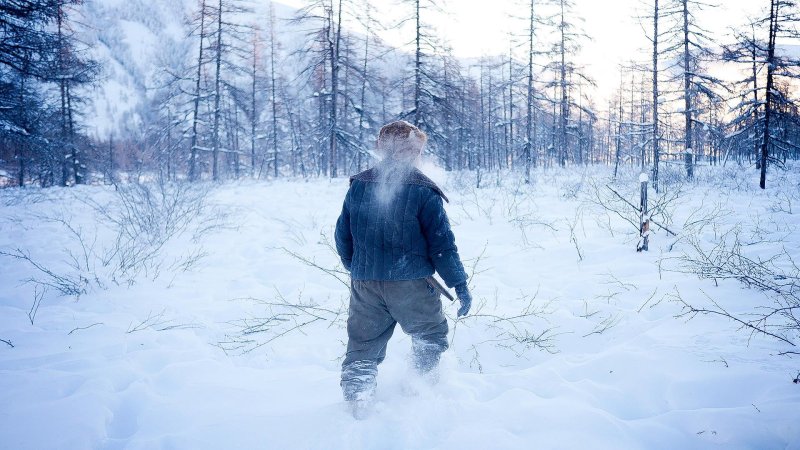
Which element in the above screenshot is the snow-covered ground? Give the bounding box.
[1,164,798,449]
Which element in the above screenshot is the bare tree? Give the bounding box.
[187,0,211,182]
[651,0,661,191]
[523,0,542,183]
[545,0,594,168]
[52,0,98,186]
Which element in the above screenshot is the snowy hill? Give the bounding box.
[1,165,798,448]
[82,0,299,138]
[83,0,191,136]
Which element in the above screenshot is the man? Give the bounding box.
[334,120,472,418]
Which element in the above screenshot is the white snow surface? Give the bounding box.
[1,165,799,449]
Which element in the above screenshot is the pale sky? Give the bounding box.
[445,0,764,102]
[278,0,767,104]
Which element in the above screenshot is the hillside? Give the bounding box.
[82,0,299,138]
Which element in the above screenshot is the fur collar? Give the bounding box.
[349,166,449,203]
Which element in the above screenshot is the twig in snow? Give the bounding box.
[468,345,483,374]
[28,285,46,325]
[217,291,345,355]
[637,288,660,313]
[582,313,622,338]
[567,210,584,262]
[278,246,349,288]
[595,289,621,303]
[452,290,560,355]
[578,300,600,319]
[1,338,13,348]
[68,322,103,335]
[0,248,88,297]
[463,241,490,286]
[672,288,797,348]
[601,272,637,291]
[127,310,172,333]
[702,356,729,368]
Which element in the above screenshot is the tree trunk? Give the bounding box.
[357,5,371,172]
[760,0,777,189]
[652,0,660,192]
[189,0,207,182]
[682,0,693,179]
[559,0,568,168]
[67,84,82,184]
[211,0,223,181]
[638,174,650,252]
[270,2,279,178]
[251,32,257,178]
[108,134,114,184]
[614,73,623,179]
[57,6,70,186]
[413,0,421,127]
[524,0,535,183]
[507,43,514,169]
[328,0,342,178]
[752,30,760,169]
[17,69,28,187]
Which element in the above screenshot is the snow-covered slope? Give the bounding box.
[82,0,190,137]
[1,165,798,449]
[81,0,299,138]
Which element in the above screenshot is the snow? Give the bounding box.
[1,165,799,449]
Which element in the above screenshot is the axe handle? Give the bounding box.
[426,276,455,302]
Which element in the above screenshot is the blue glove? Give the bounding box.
[454,283,472,317]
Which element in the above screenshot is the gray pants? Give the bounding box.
[341,278,449,401]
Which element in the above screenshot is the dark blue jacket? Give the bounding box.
[335,166,468,288]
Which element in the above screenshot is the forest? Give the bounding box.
[1,0,799,190]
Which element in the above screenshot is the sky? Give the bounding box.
[445,0,764,101]
[278,0,767,105]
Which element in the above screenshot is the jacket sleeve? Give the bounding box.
[419,191,468,288]
[334,190,353,271]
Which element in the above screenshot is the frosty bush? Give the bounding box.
[216,292,346,355]
[663,223,800,350]
[587,177,681,240]
[0,188,48,207]
[94,181,219,283]
[451,289,559,357]
[1,180,223,297]
[657,164,685,188]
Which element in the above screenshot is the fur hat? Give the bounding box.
[376,120,427,162]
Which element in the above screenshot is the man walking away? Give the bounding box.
[335,120,472,419]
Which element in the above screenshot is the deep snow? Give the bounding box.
[1,164,798,449]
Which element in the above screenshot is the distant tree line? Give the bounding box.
[2,0,799,189]
[0,0,97,187]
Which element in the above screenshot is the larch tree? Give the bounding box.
[186,0,212,182]
[52,0,97,186]
[207,0,252,181]
[757,0,800,188]
[292,0,362,177]
[724,1,800,188]
[549,0,594,167]
[724,21,765,167]
[266,2,282,179]
[522,0,543,182]
[398,0,458,166]
[662,0,725,179]
[650,0,661,191]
